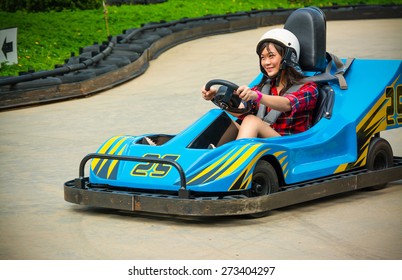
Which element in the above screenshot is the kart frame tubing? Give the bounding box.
[75,153,189,198]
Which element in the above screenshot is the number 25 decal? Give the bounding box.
[131,154,180,178]
[385,81,402,127]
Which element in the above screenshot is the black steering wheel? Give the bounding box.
[205,79,252,114]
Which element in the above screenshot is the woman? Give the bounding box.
[202,28,318,139]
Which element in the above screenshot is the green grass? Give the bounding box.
[0,0,400,76]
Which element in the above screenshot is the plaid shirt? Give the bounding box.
[253,81,318,136]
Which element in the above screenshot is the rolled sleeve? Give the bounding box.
[284,82,318,115]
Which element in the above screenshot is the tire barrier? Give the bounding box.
[0,5,401,110]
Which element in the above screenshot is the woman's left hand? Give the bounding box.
[236,85,258,102]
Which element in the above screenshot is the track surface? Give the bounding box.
[0,19,401,260]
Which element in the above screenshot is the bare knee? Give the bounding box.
[237,115,262,139]
[237,115,280,139]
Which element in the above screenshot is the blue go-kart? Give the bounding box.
[64,7,402,217]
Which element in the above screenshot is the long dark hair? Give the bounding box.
[257,41,304,95]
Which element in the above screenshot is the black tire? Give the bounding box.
[247,160,279,218]
[12,77,62,90]
[251,160,280,196]
[114,43,147,53]
[100,56,132,67]
[84,64,118,76]
[139,34,161,44]
[58,71,96,83]
[154,27,173,37]
[108,51,141,62]
[365,137,393,190]
[81,44,101,53]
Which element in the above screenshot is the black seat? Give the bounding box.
[284,7,334,125]
[312,84,334,124]
[284,6,327,73]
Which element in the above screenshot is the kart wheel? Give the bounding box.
[247,160,279,218]
[365,137,393,190]
[251,160,279,196]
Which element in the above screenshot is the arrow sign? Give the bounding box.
[2,37,13,59]
[0,27,18,66]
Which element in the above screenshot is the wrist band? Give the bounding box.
[255,91,263,103]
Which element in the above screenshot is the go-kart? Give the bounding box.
[64,7,402,217]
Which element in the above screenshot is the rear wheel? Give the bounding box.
[365,137,393,190]
[247,160,279,218]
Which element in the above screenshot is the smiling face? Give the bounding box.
[259,42,283,78]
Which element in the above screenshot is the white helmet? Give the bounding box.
[256,28,300,61]
[256,28,303,78]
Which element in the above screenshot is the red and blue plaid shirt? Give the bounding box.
[253,81,318,136]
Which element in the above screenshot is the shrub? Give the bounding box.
[0,0,102,12]
[106,0,167,5]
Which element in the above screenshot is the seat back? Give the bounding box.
[285,7,334,125]
[284,7,327,73]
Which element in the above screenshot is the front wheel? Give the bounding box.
[251,160,279,196]
[365,137,393,190]
[247,160,279,218]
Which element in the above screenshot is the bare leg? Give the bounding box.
[236,115,280,139]
[217,121,239,146]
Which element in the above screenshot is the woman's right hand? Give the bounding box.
[201,86,217,101]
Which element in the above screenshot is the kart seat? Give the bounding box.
[284,7,334,124]
[284,6,327,73]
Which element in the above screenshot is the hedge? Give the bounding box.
[0,0,101,12]
[0,0,168,12]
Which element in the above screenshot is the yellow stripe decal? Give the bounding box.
[278,155,287,165]
[273,151,286,158]
[216,144,255,179]
[335,88,389,173]
[94,136,128,176]
[241,149,270,189]
[107,144,127,179]
[91,135,121,170]
[186,147,238,184]
[109,137,128,154]
[229,148,270,190]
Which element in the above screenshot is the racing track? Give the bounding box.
[0,19,401,260]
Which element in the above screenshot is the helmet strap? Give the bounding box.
[276,49,291,87]
[281,48,296,68]
[278,47,304,81]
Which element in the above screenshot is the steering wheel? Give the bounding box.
[205,79,252,114]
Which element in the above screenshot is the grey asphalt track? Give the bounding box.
[0,19,401,260]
